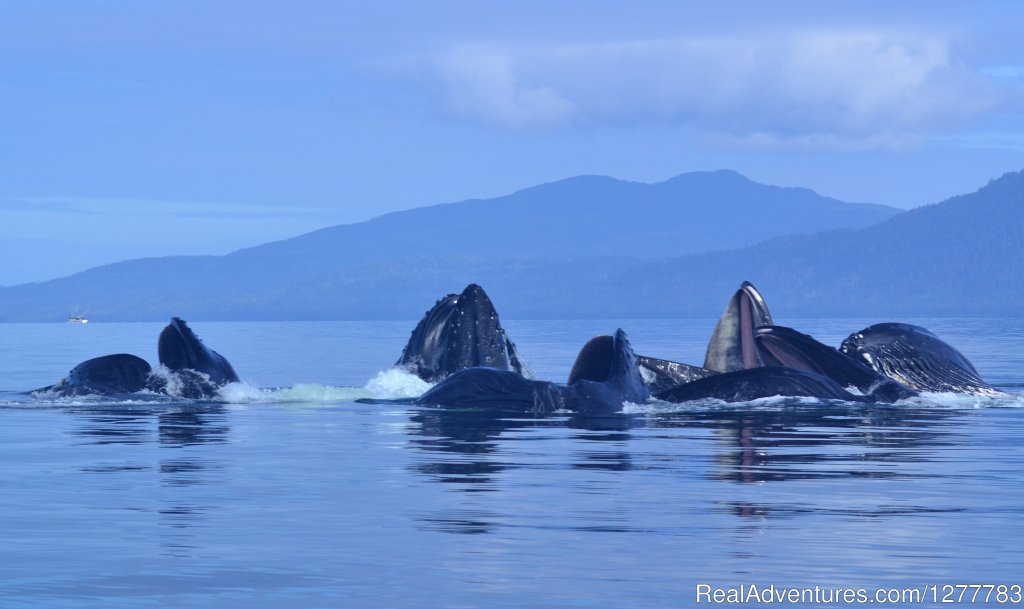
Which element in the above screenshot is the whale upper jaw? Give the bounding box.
[704,281,774,373]
[158,317,239,386]
[158,317,199,371]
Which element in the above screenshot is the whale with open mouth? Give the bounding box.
[635,282,995,402]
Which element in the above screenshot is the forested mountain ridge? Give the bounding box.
[1,170,1017,321]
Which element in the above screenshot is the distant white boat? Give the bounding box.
[67,314,88,324]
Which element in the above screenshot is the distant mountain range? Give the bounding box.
[226,169,895,266]
[1,169,1019,321]
[624,169,1024,317]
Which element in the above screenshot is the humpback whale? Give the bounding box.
[636,283,919,403]
[33,318,239,399]
[839,323,1003,397]
[563,331,651,413]
[704,281,773,373]
[33,354,153,397]
[655,366,871,404]
[633,281,769,392]
[415,329,649,415]
[754,325,916,402]
[155,317,239,398]
[397,284,526,382]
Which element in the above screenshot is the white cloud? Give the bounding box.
[431,31,997,141]
[438,48,576,128]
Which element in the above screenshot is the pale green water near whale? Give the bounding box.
[1,319,1023,608]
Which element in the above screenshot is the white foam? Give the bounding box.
[18,394,176,408]
[622,390,1024,414]
[902,391,1024,409]
[217,381,373,404]
[363,368,433,399]
[21,367,434,407]
[150,365,213,399]
[215,368,431,404]
[623,394,845,414]
[620,400,648,413]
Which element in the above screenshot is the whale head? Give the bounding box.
[704,281,773,372]
[397,284,526,382]
[158,317,239,386]
[565,328,650,412]
[839,322,1000,396]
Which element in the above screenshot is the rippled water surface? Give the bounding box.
[2,319,1023,608]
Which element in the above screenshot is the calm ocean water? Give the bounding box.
[2,318,1023,608]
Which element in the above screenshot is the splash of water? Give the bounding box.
[216,367,432,404]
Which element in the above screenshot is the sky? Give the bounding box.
[3,0,1024,285]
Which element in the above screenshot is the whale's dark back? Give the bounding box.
[656,366,864,404]
[416,328,648,415]
[415,367,555,413]
[57,353,153,396]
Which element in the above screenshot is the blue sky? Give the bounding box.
[3,0,1024,285]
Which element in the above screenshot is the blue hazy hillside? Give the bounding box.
[225,170,894,272]
[646,168,1024,316]
[2,169,1018,321]
[2,170,899,320]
